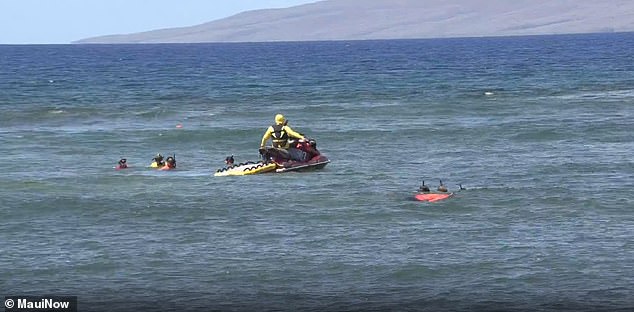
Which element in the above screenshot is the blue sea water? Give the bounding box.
[1,33,633,311]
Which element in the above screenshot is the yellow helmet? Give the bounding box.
[275,114,285,124]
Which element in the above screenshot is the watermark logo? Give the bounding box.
[4,296,77,312]
[4,299,15,309]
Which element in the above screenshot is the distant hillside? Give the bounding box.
[74,0,634,43]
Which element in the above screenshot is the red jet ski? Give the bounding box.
[260,138,330,173]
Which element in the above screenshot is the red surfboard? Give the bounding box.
[414,193,453,202]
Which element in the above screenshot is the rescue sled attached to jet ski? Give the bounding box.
[214,138,329,176]
[213,161,278,176]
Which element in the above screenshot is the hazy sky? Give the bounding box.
[0,0,318,44]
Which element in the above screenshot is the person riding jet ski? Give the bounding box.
[259,114,308,162]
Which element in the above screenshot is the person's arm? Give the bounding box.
[283,125,305,140]
[260,126,273,148]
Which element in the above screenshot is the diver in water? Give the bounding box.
[419,180,465,193]
[116,158,128,169]
[225,155,235,167]
[152,153,165,168]
[418,181,430,193]
[437,180,448,192]
[259,114,308,162]
[160,156,176,170]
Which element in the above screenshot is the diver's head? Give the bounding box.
[308,139,317,148]
[419,181,430,193]
[118,158,127,165]
[166,156,176,167]
[155,153,163,161]
[225,155,234,165]
[437,180,448,192]
[275,114,285,125]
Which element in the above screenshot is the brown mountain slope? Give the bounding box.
[75,0,634,43]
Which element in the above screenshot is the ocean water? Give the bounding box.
[1,33,633,311]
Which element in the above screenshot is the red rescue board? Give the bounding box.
[414,193,453,202]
